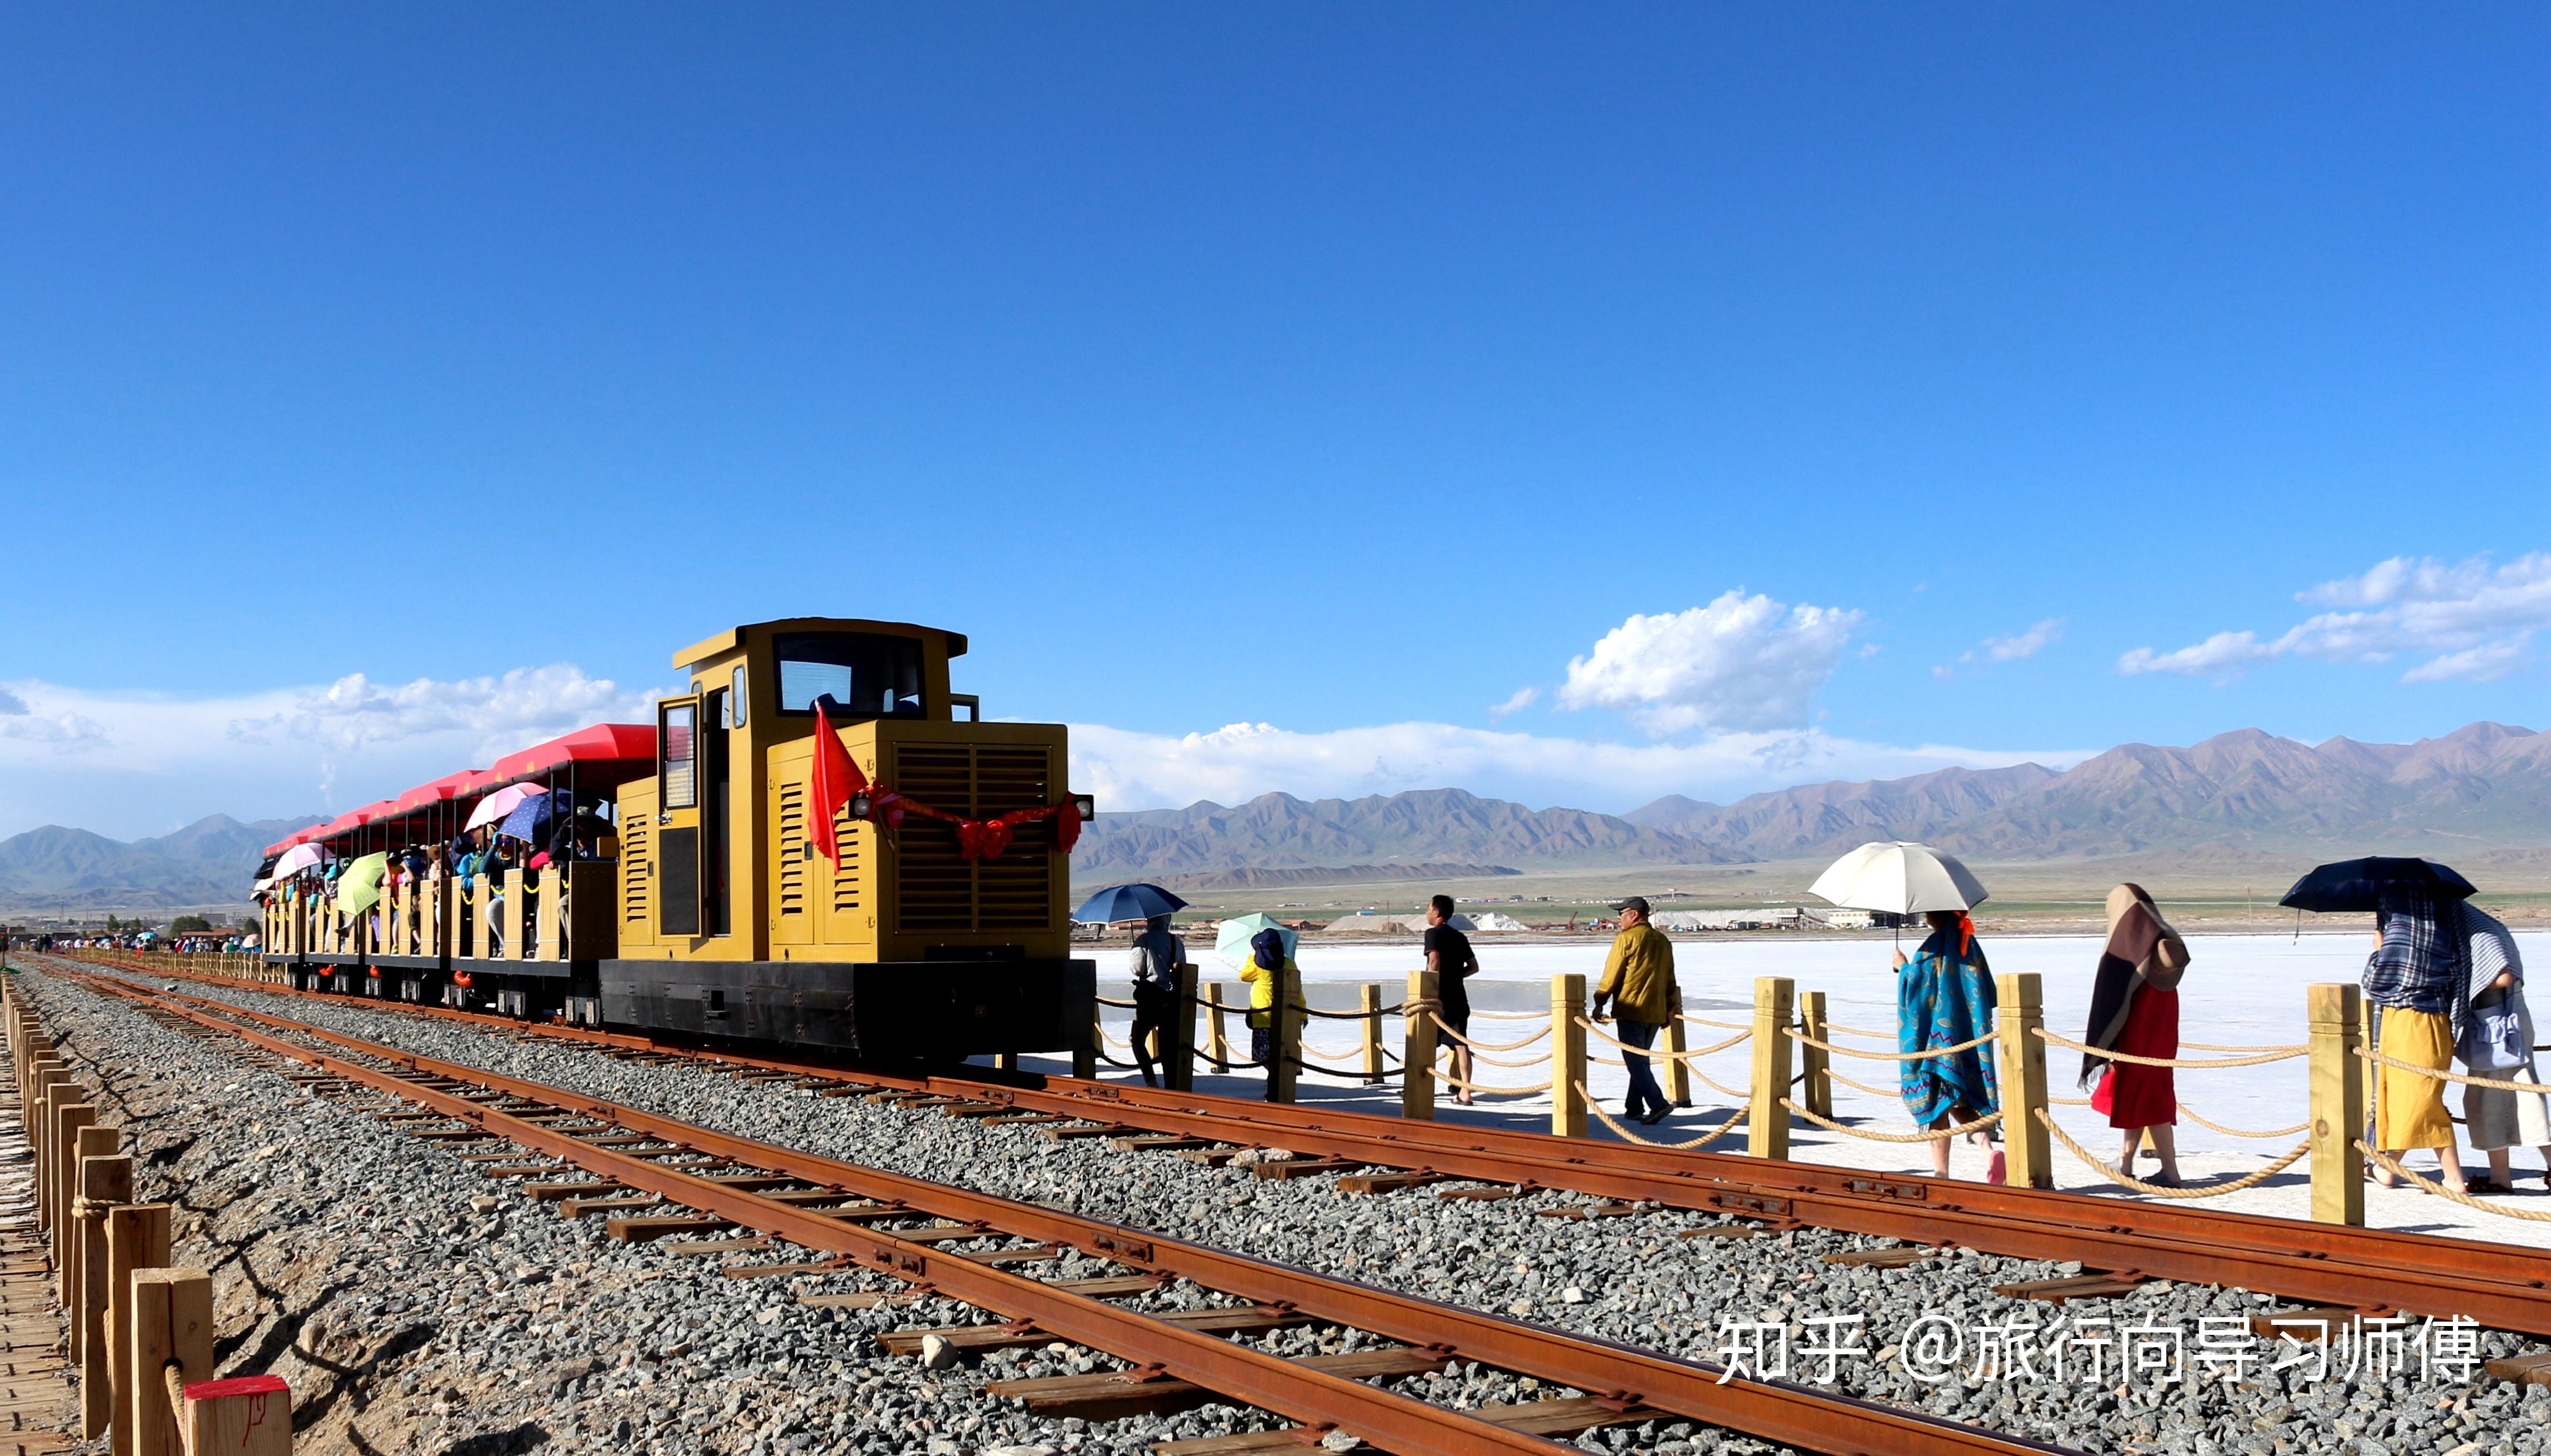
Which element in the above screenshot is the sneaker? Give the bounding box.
[1639,1108,1671,1126]
[1986,1151,2008,1185]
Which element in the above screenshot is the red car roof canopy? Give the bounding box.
[487,723,656,789]
[391,769,483,816]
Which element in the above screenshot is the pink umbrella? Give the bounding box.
[464,782,547,833]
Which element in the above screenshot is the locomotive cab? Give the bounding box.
[602,617,1096,1058]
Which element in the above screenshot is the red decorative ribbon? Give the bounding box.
[899,797,1083,861]
[806,703,1084,865]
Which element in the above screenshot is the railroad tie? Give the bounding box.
[1249,1157,1364,1181]
[1156,1396,1667,1454]
[2486,1350,2551,1388]
[660,1235,775,1257]
[1040,1123,1135,1141]
[1675,1226,1764,1242]
[1821,1246,1938,1268]
[1992,1272,2150,1305]
[1534,1203,1640,1220]
[605,1213,735,1243]
[988,1347,1449,1422]
[1107,1135,1217,1154]
[1334,1171,1456,1195]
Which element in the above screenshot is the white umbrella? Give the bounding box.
[1809,841,1989,937]
[465,783,546,832]
[272,843,332,877]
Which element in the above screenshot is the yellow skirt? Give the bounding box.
[2375,1008,2456,1151]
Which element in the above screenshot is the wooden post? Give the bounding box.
[1267,967,1300,1104]
[31,1070,67,1231]
[1402,970,1438,1121]
[179,1374,292,1456]
[1551,973,1587,1138]
[1994,972,2052,1190]
[106,1204,172,1456]
[126,1267,213,1456]
[1662,990,1692,1107]
[1359,983,1384,1085]
[52,1102,96,1292]
[2309,983,2366,1227]
[1748,977,1792,1160]
[1204,983,1230,1075]
[1167,962,1198,1093]
[1798,990,1832,1121]
[1071,994,1098,1081]
[69,1126,117,1359]
[78,1148,133,1437]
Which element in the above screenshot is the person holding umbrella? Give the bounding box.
[1809,842,2004,1182]
[2363,885,2471,1193]
[1128,912,1187,1088]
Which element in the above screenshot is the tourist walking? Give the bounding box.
[1423,895,1481,1106]
[2453,900,2550,1192]
[1127,913,1186,1088]
[1238,927,1296,1101]
[2363,887,2469,1193]
[2081,883,2189,1187]
[1591,896,1677,1126]
[1896,909,2003,1183]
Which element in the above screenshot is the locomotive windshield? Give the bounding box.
[772,631,925,718]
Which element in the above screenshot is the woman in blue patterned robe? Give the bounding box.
[1896,909,2004,1183]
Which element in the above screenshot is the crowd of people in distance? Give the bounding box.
[1121,879,2547,1194]
[2,930,257,955]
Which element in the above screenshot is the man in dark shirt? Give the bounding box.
[1423,894,1481,1106]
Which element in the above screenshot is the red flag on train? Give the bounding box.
[809,699,867,867]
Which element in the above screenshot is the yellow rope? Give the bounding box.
[1825,1068,1901,1098]
[1096,996,1138,1009]
[1300,1004,1399,1021]
[1468,1008,1545,1020]
[1428,1067,1554,1097]
[2357,1143,2551,1223]
[1683,1064,1753,1100]
[1576,1016,1750,1061]
[1678,1014,1753,1033]
[1425,1015,1551,1066]
[2033,1026,2305,1068]
[2355,1045,2551,1093]
[1578,1084,1748,1148]
[1787,1026,1996,1061]
[1782,1099,2001,1143]
[1820,1022,1893,1039]
[1435,1021,1551,1053]
[2173,1103,2312,1140]
[2181,1041,2309,1053]
[2037,1110,2307,1198]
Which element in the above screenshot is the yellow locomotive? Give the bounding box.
[259,617,1096,1060]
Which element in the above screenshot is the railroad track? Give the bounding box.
[72,956,2551,1342]
[51,963,2075,1456]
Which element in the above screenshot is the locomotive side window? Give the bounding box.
[661,701,699,809]
[772,632,924,719]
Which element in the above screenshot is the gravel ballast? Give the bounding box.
[41,961,2551,1456]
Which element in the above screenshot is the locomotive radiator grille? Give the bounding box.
[620,814,652,929]
[892,742,1054,934]
[776,779,808,920]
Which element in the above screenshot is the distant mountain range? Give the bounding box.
[1074,722,2551,880]
[0,814,321,913]
[8,722,2546,910]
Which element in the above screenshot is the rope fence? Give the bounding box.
[1787,1026,1996,1061]
[2033,1026,2306,1069]
[2358,1143,2551,1224]
[1575,1016,1749,1062]
[2037,1110,2309,1198]
[1782,1098,2001,1144]
[1579,1084,1748,1149]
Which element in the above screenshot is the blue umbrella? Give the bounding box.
[1073,883,1188,924]
[495,790,570,847]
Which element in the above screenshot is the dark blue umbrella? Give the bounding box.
[2279,857,2477,914]
[495,790,570,847]
[1073,883,1188,924]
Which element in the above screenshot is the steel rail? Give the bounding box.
[58,967,2078,1456]
[75,957,2551,1335]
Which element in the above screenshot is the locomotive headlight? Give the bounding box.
[1073,793,1096,821]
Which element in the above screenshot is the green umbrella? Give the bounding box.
[335,853,390,916]
[1214,911,1298,970]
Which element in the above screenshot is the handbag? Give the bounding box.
[2459,986,2529,1071]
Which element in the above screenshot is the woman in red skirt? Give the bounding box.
[2082,883,2190,1187]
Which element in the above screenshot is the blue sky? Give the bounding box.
[2,6,2546,839]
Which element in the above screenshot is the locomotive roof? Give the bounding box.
[670,616,968,669]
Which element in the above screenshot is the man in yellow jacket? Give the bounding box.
[1592,896,1678,1126]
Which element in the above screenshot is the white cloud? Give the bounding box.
[1069,719,2086,815]
[1487,686,1538,719]
[1938,617,2065,678]
[1557,591,1862,736]
[2119,553,2551,682]
[0,667,657,839]
[0,689,25,715]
